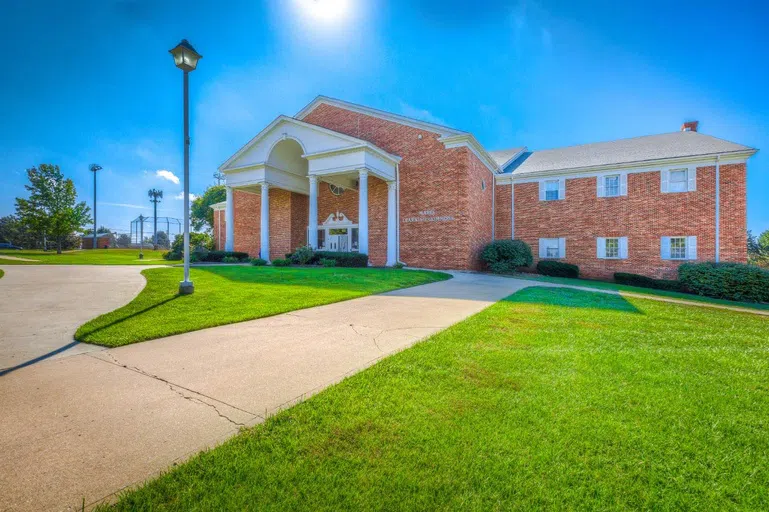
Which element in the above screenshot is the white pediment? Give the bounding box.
[321,212,355,226]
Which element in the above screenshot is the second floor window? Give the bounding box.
[669,169,688,193]
[604,175,620,197]
[545,180,559,201]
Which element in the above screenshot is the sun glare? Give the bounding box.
[295,0,352,24]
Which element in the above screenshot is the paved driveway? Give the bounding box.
[0,265,145,373]
[0,270,530,511]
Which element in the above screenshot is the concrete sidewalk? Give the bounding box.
[0,271,529,511]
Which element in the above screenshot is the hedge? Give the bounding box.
[537,260,579,278]
[678,262,769,303]
[481,239,533,274]
[271,258,291,267]
[314,251,368,268]
[614,272,682,292]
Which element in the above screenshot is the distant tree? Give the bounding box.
[15,164,92,254]
[0,215,39,248]
[116,233,132,248]
[82,225,112,236]
[759,230,769,253]
[191,185,225,232]
[748,229,769,268]
[155,230,170,249]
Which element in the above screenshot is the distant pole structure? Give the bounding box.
[213,171,226,185]
[138,214,144,259]
[148,188,163,250]
[89,164,102,249]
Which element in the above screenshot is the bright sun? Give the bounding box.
[295,0,351,24]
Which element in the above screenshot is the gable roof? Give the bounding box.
[501,131,757,176]
[489,147,527,167]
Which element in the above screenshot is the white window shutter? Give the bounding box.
[539,181,546,201]
[538,239,546,258]
[620,237,628,259]
[597,177,605,198]
[688,168,697,192]
[559,238,566,258]
[559,178,566,200]
[661,170,669,193]
[620,173,628,196]
[687,236,697,260]
[661,237,671,259]
[597,237,606,258]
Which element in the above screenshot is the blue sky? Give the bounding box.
[1,0,767,235]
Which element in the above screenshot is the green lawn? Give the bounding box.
[513,272,769,311]
[0,249,175,265]
[76,266,450,346]
[102,287,769,511]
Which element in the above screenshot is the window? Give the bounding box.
[539,238,565,259]
[604,175,620,197]
[481,179,486,191]
[545,180,559,201]
[597,237,628,259]
[328,183,344,196]
[317,229,326,249]
[351,227,359,251]
[670,237,686,259]
[661,236,697,260]
[669,169,687,193]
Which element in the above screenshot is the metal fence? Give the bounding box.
[128,216,183,249]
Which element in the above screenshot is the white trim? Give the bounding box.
[302,143,401,166]
[597,236,628,259]
[539,178,564,201]
[495,147,528,170]
[539,237,564,259]
[295,96,465,138]
[661,235,697,260]
[439,134,502,174]
[209,201,226,211]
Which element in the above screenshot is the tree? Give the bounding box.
[148,188,163,249]
[759,230,769,253]
[191,185,225,231]
[748,229,769,268]
[0,215,40,248]
[116,233,132,248]
[82,225,112,235]
[15,164,92,253]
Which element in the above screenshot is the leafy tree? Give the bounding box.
[82,225,112,235]
[116,233,132,248]
[748,229,769,268]
[191,185,225,231]
[15,164,92,254]
[0,215,40,248]
[759,230,769,253]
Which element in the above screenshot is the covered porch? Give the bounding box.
[218,116,401,265]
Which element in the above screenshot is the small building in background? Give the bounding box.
[81,234,113,249]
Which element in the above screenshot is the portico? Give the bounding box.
[218,116,401,265]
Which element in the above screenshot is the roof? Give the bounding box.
[489,147,527,167]
[501,131,757,176]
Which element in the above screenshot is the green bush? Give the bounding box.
[271,258,291,267]
[314,251,368,268]
[481,240,533,274]
[293,245,315,265]
[162,251,181,261]
[614,272,682,292]
[537,260,579,278]
[251,258,268,266]
[170,232,214,255]
[319,258,337,268]
[200,250,249,263]
[222,256,240,263]
[393,262,405,269]
[679,262,769,303]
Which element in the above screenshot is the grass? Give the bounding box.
[0,248,175,265]
[513,272,769,311]
[76,266,450,346]
[102,287,769,511]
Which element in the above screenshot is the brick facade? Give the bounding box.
[213,209,225,250]
[497,163,748,279]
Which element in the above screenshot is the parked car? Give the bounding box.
[0,242,22,250]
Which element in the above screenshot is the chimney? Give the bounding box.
[681,121,699,132]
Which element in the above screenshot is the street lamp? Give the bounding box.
[89,164,102,249]
[169,39,202,295]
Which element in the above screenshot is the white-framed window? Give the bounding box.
[661,167,696,193]
[539,238,566,259]
[597,237,628,259]
[539,178,565,201]
[597,173,628,197]
[661,236,697,260]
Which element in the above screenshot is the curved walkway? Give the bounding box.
[0,265,146,374]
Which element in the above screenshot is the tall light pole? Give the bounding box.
[89,164,102,249]
[148,188,163,250]
[170,39,202,295]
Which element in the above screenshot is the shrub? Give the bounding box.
[614,272,682,292]
[201,250,249,263]
[537,260,579,278]
[163,250,181,261]
[222,256,240,263]
[481,240,533,274]
[678,262,769,303]
[170,232,214,255]
[314,251,368,268]
[393,262,405,269]
[319,258,337,267]
[271,258,291,267]
[293,245,315,265]
[251,258,267,266]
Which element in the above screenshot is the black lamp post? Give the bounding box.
[169,39,202,295]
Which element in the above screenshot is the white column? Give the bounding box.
[308,175,318,249]
[358,170,369,256]
[386,181,397,266]
[260,183,270,261]
[225,186,234,251]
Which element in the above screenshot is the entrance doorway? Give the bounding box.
[312,212,359,252]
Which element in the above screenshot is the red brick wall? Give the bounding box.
[290,192,309,253]
[466,150,494,270]
[213,209,225,250]
[495,183,512,240]
[304,104,494,269]
[233,190,260,256]
[504,163,747,279]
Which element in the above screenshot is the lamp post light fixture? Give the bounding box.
[89,164,102,249]
[169,39,202,295]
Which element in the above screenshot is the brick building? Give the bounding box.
[215,97,756,278]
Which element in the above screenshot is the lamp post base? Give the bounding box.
[178,280,195,295]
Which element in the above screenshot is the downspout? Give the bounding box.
[715,155,721,263]
[396,163,401,264]
[491,174,496,240]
